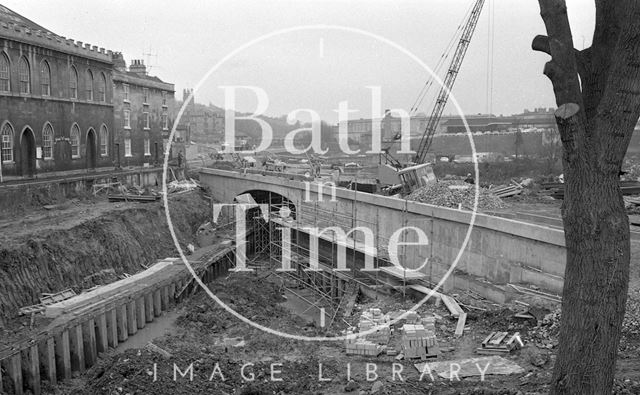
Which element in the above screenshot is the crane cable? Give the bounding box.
[485,0,495,115]
[409,0,477,116]
[409,2,475,115]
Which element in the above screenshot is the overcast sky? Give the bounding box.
[4,0,595,123]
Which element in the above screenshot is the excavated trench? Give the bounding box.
[0,191,211,327]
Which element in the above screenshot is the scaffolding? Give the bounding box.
[223,186,434,330]
[234,190,390,329]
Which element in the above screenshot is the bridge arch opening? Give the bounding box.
[234,189,297,262]
[235,189,297,220]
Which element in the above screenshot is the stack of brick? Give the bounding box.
[404,310,420,324]
[358,308,391,344]
[421,316,436,331]
[366,326,391,344]
[345,329,384,356]
[359,308,387,327]
[401,322,439,359]
[389,309,421,327]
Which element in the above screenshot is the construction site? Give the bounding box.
[0,162,639,395]
[2,0,640,394]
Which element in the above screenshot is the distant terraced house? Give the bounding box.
[111,54,175,168]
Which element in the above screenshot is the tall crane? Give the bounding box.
[414,0,486,164]
[379,0,485,194]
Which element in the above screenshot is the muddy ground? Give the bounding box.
[1,183,639,394]
[0,190,211,342]
[42,265,640,395]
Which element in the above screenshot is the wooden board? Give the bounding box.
[407,284,443,304]
[454,313,467,337]
[490,332,509,345]
[40,289,76,305]
[440,295,463,318]
[45,260,177,318]
[482,332,496,347]
[379,265,426,280]
[0,246,234,362]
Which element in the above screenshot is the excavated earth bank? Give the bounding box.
[0,191,211,326]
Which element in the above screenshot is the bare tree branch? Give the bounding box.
[536,0,587,149]
[532,34,590,79]
[537,0,583,107]
[532,35,551,55]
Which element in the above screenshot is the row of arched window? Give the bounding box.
[0,52,107,102]
[0,122,109,162]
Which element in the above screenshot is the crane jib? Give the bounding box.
[414,0,486,164]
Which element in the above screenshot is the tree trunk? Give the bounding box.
[551,145,630,394]
[533,1,640,393]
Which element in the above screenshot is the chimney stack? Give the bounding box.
[129,59,147,75]
[112,52,126,72]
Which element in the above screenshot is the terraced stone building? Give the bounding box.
[0,5,115,179]
[111,55,175,168]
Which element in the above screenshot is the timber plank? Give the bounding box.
[454,313,467,337]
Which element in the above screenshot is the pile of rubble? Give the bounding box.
[528,309,561,348]
[623,290,640,336]
[167,178,201,193]
[406,181,504,211]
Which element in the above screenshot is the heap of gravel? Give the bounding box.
[406,180,505,211]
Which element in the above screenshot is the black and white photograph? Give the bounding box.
[0,1,639,394]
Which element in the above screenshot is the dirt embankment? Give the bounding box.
[0,192,211,325]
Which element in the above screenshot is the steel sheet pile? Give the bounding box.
[406,181,504,211]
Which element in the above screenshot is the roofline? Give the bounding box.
[112,70,175,91]
[0,24,113,64]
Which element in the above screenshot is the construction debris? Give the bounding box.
[167,179,201,194]
[476,331,523,355]
[18,303,46,316]
[406,180,504,211]
[440,294,464,318]
[508,283,562,303]
[545,180,640,199]
[415,355,524,379]
[39,288,77,305]
[491,181,524,198]
[387,309,426,328]
[44,258,181,318]
[145,342,172,359]
[454,312,467,337]
[341,282,360,318]
[358,309,391,343]
[19,288,78,316]
[108,193,160,202]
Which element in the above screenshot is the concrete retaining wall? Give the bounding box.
[200,169,566,300]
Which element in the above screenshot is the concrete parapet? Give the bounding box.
[199,168,568,298]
